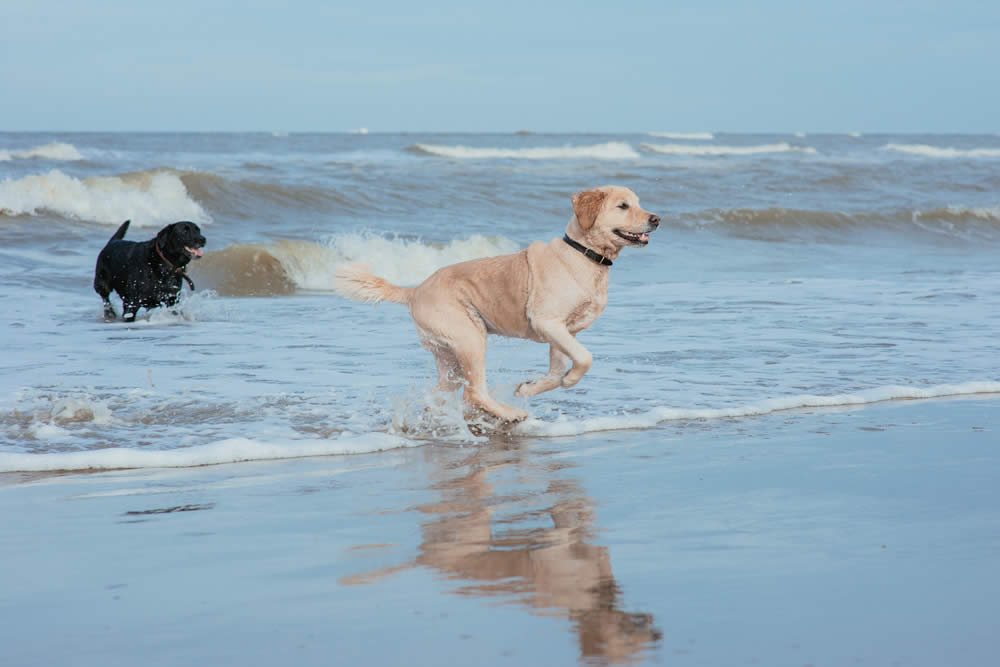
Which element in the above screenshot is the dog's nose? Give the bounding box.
[648,214,660,229]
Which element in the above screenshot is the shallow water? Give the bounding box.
[1,131,999,470]
[2,398,997,666]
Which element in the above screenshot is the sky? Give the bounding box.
[2,0,997,133]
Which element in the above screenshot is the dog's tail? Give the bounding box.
[105,220,130,245]
[334,264,412,305]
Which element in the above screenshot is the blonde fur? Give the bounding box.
[332,186,659,426]
[334,264,411,305]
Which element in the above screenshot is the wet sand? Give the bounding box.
[2,397,998,666]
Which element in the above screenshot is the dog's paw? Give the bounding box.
[466,413,527,438]
[464,404,528,437]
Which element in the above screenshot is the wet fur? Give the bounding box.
[93,220,206,322]
[334,186,659,426]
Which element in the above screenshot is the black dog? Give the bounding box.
[94,220,206,322]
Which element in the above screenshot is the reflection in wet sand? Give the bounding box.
[342,444,661,663]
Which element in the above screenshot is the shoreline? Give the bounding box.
[2,396,998,665]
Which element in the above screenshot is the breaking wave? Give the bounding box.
[0,432,411,472]
[883,143,1000,159]
[517,381,1000,437]
[0,168,210,226]
[408,142,640,160]
[640,142,817,156]
[648,132,714,140]
[191,232,521,296]
[2,381,996,472]
[178,170,368,218]
[0,141,85,162]
[676,205,1000,241]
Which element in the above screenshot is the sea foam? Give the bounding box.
[0,169,211,226]
[0,142,85,162]
[411,142,639,160]
[883,144,1000,159]
[0,433,411,472]
[2,382,996,473]
[194,232,521,295]
[648,132,715,140]
[321,232,520,287]
[517,381,1000,437]
[640,142,817,156]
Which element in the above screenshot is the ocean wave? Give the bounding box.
[0,168,210,226]
[883,143,1000,159]
[179,171,355,215]
[517,381,1000,438]
[408,142,640,160]
[677,206,1000,241]
[0,141,84,162]
[684,207,856,230]
[913,205,1000,223]
[648,132,714,140]
[190,232,521,296]
[3,381,996,472]
[640,142,816,156]
[0,432,411,472]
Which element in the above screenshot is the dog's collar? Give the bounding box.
[154,241,196,291]
[563,235,613,267]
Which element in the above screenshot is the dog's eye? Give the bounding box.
[617,202,630,210]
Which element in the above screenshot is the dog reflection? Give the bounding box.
[342,455,660,663]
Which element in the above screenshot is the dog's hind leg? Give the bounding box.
[448,329,528,424]
[427,344,465,394]
[515,345,569,397]
[93,270,117,321]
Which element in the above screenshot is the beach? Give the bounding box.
[2,130,999,665]
[2,397,998,666]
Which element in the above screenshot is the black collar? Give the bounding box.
[563,235,612,266]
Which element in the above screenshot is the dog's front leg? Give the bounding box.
[121,299,139,322]
[532,322,593,390]
[515,345,568,397]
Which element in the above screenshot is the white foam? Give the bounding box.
[883,143,1000,159]
[648,132,715,140]
[4,382,997,472]
[273,232,520,290]
[413,141,639,160]
[915,205,1000,221]
[0,142,85,162]
[8,391,116,438]
[0,169,210,226]
[0,432,410,472]
[640,142,816,156]
[516,381,1000,437]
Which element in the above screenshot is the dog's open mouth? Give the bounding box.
[614,229,650,246]
[185,246,204,259]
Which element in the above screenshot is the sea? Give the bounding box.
[2,131,999,472]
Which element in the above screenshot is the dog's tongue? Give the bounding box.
[186,246,204,258]
[639,232,650,242]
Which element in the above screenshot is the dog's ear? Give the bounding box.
[155,225,173,247]
[572,189,607,230]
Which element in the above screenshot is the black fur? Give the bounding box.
[93,220,206,322]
